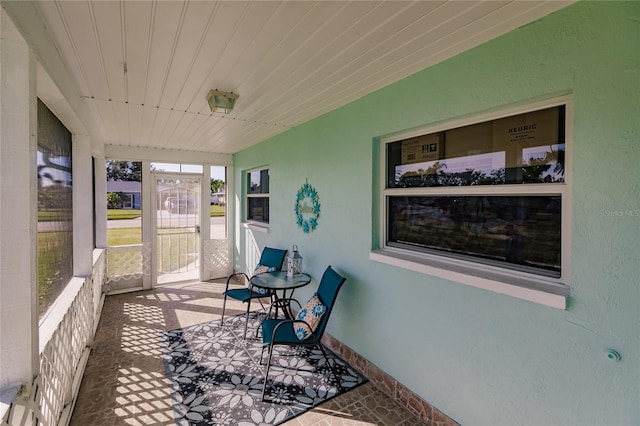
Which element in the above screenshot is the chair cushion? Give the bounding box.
[294,294,326,340]
[247,264,275,295]
[224,287,257,303]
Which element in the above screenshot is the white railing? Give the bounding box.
[105,243,150,282]
[203,238,232,279]
[2,249,106,426]
[104,243,151,293]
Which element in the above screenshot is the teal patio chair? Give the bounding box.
[260,266,346,400]
[220,246,288,339]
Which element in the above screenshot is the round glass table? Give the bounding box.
[249,271,311,319]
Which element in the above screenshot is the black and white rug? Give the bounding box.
[162,312,367,425]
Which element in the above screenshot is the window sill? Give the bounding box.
[39,276,86,353]
[241,221,269,233]
[370,248,568,310]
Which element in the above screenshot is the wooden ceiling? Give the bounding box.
[7,1,573,155]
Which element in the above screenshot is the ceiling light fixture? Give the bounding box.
[206,90,239,114]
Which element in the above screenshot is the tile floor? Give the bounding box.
[70,279,427,425]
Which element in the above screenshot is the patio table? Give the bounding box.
[249,270,311,319]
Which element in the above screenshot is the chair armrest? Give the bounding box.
[271,318,297,341]
[270,318,319,343]
[225,272,249,291]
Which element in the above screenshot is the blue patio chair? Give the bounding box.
[260,266,346,400]
[220,246,288,339]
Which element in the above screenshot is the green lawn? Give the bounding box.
[38,209,71,222]
[107,227,198,272]
[107,209,225,246]
[38,230,73,314]
[107,227,142,246]
[108,209,141,220]
[108,206,225,219]
[210,205,225,217]
[157,230,198,273]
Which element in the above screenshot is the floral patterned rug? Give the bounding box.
[162,312,367,425]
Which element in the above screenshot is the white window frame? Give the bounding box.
[121,193,133,209]
[243,166,270,232]
[371,96,572,309]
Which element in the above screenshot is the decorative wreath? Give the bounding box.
[295,181,321,233]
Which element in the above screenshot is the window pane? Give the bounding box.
[151,162,203,173]
[388,195,561,277]
[247,197,269,223]
[388,106,565,188]
[106,161,142,246]
[37,99,73,317]
[210,166,227,239]
[248,169,269,194]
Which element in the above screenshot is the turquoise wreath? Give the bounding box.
[295,181,321,233]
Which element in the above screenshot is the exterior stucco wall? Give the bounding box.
[233,2,640,425]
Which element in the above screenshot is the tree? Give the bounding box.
[107,192,124,209]
[210,178,224,193]
[106,160,142,181]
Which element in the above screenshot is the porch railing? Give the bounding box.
[2,240,229,425]
[105,243,151,292]
[2,250,106,426]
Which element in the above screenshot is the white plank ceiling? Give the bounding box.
[21,0,574,155]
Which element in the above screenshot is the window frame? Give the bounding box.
[373,97,572,309]
[121,193,134,209]
[244,166,270,231]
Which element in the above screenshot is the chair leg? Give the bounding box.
[254,318,263,339]
[261,343,275,401]
[220,294,228,325]
[243,299,252,339]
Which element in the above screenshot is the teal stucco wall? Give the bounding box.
[233,2,640,424]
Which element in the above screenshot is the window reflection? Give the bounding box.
[388,196,561,277]
[248,169,269,194]
[37,99,73,317]
[388,106,565,187]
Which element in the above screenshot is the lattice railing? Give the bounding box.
[38,275,93,426]
[105,243,151,282]
[92,250,106,323]
[2,250,106,426]
[203,239,232,279]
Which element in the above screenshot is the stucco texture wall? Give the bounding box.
[233,2,640,425]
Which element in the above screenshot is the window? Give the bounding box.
[37,99,73,317]
[388,195,561,277]
[246,168,269,224]
[122,193,133,209]
[378,101,570,301]
[150,162,203,174]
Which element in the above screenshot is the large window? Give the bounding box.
[381,102,569,289]
[246,168,269,224]
[37,99,73,317]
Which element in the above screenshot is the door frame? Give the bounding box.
[151,171,203,287]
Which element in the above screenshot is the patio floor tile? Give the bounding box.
[70,279,426,425]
